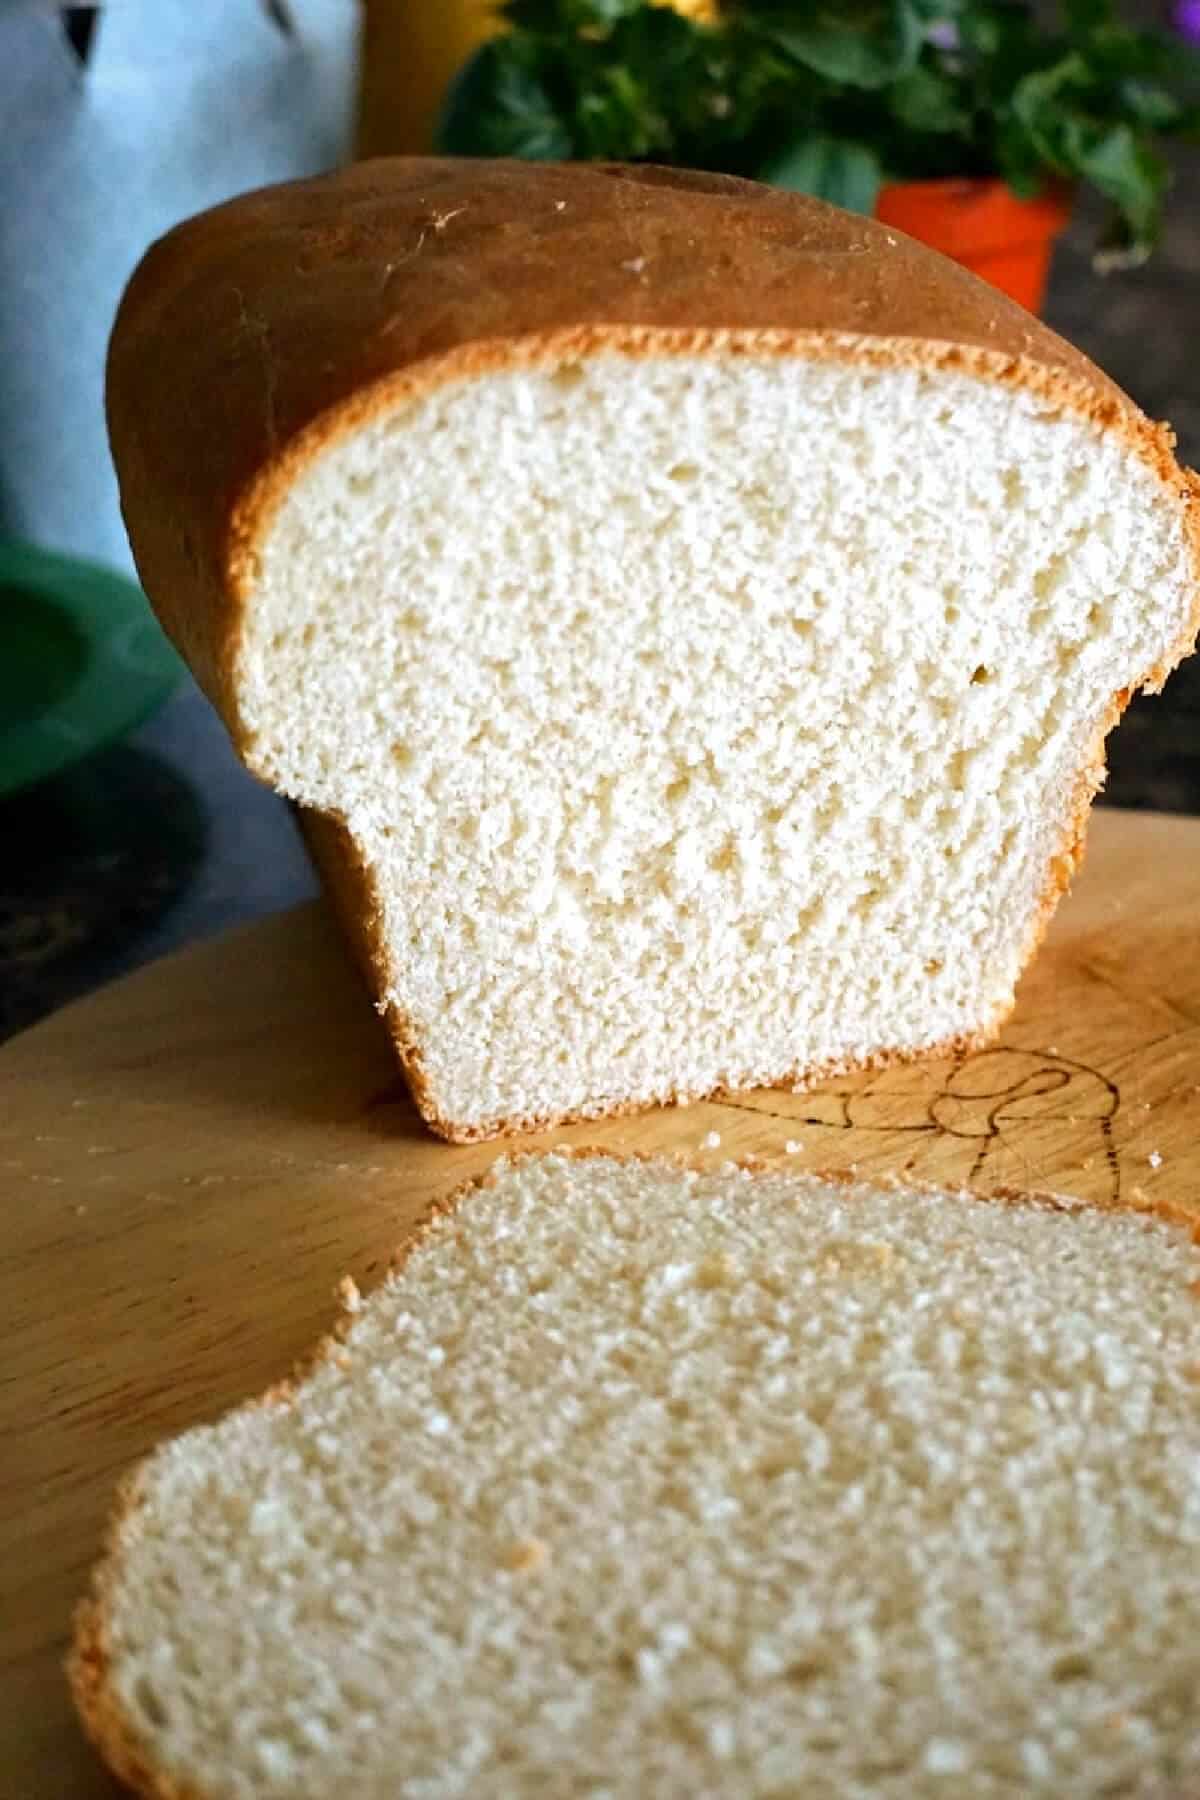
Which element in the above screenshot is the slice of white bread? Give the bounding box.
[106,159,1200,1141]
[72,1151,1200,1798]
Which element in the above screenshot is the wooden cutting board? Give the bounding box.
[2,807,1198,1796]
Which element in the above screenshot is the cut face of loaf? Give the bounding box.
[106,160,1200,1140]
[72,1153,1200,1799]
[253,348,1194,1137]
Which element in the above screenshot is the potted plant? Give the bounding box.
[436,0,1200,312]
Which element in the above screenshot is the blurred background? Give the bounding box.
[2,0,1198,1039]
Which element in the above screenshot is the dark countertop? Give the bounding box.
[1047,148,1200,814]
[3,153,1198,1040]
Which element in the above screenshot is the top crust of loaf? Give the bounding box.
[106,156,1200,741]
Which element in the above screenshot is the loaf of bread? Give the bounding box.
[107,158,1200,1141]
[71,1150,1200,1797]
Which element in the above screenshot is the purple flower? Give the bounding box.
[927,19,960,51]
[1172,0,1200,43]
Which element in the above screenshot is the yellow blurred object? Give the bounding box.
[655,0,719,17]
[358,0,500,158]
[357,0,719,159]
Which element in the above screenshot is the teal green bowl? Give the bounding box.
[0,540,184,798]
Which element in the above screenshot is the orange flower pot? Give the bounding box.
[874,177,1073,314]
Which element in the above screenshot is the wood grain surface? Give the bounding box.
[2,807,1198,1796]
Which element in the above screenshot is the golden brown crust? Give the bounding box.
[68,1145,1200,1799]
[70,1464,208,1800]
[296,806,445,1126]
[106,157,1200,1141]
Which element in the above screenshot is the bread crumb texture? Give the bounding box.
[75,1154,1200,1798]
[240,351,1195,1136]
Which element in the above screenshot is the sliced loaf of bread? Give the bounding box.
[107,159,1200,1139]
[71,1152,1200,1797]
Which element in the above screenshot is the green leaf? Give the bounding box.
[570,6,719,159]
[1118,79,1185,131]
[757,1,923,91]
[584,0,644,19]
[1009,46,1170,246]
[759,134,883,211]
[435,40,574,160]
[1069,122,1166,244]
[905,0,969,20]
[888,62,970,133]
[501,0,634,26]
[1010,54,1090,170]
[576,65,664,158]
[993,116,1050,197]
[1067,22,1192,89]
[1060,0,1115,32]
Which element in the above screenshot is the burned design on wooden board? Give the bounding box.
[368,1049,1124,1200]
[792,1047,1122,1202]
